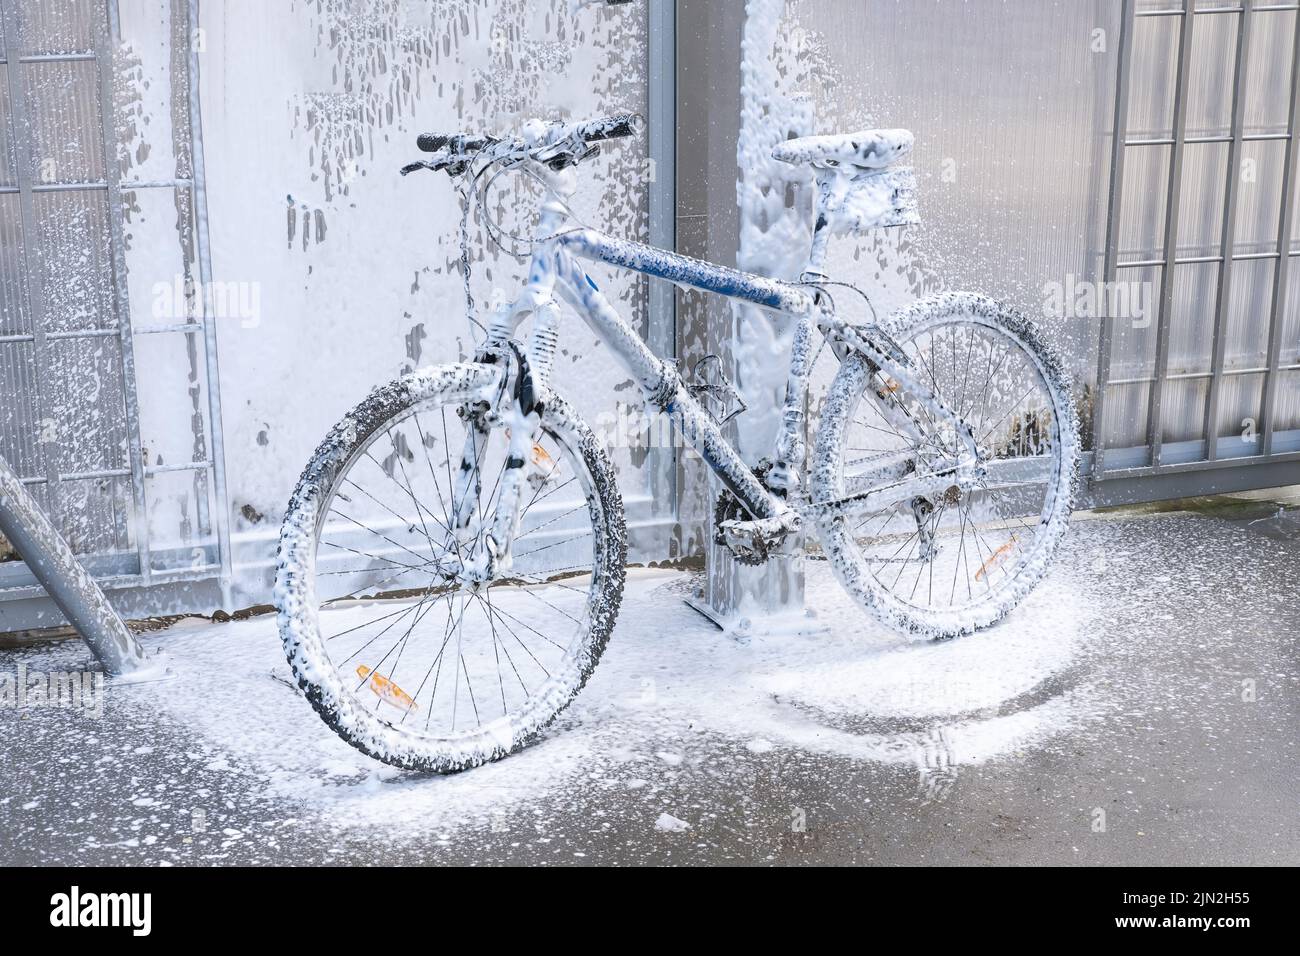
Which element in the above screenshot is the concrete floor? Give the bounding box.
[1,490,1296,866]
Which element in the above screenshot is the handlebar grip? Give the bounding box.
[417,132,494,154]
[417,133,450,153]
[579,112,641,143]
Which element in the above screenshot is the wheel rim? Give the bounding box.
[303,395,604,751]
[829,315,1068,620]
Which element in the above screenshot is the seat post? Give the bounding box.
[799,170,837,282]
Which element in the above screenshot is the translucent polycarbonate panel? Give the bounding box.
[1213,370,1265,452]
[1117,144,1171,263]
[45,335,129,476]
[0,193,31,336]
[0,72,16,189]
[1127,11,1182,140]
[1106,264,1163,379]
[1235,138,1286,251]
[17,0,97,56]
[1184,6,1239,139]
[1242,9,1296,136]
[1175,141,1228,257]
[22,58,104,185]
[1159,375,1210,445]
[0,339,46,481]
[1282,261,1300,367]
[1101,380,1151,449]
[1167,261,1220,375]
[50,475,134,556]
[1223,255,1275,368]
[1273,368,1300,433]
[31,190,116,332]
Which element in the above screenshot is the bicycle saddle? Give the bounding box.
[771,128,913,170]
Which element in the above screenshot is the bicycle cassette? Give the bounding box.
[713,462,793,566]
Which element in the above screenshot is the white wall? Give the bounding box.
[118,0,660,607]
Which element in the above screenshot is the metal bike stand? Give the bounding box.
[0,454,148,676]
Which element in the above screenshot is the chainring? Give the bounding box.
[712,462,778,566]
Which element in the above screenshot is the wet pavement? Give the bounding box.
[1,490,1296,866]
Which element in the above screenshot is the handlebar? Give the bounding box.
[405,111,642,177]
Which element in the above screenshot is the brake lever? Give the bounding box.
[534,136,602,171]
[400,158,469,177]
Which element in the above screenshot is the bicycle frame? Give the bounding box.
[454,177,979,577]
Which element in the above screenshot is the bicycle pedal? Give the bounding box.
[716,513,800,564]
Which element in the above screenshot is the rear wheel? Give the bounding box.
[811,293,1079,638]
[275,364,626,772]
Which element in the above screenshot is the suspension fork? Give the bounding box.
[449,226,566,578]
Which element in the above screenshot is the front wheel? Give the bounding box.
[275,364,626,773]
[811,292,1080,638]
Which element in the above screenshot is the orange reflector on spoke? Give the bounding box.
[532,442,555,470]
[975,536,1019,582]
[356,664,419,712]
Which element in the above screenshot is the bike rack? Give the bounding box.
[0,454,148,676]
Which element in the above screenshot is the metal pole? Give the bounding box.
[1145,3,1196,469]
[648,0,679,518]
[0,455,147,675]
[1259,7,1300,456]
[187,0,235,604]
[1204,0,1253,464]
[1090,0,1135,479]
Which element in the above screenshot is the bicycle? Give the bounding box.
[274,113,1080,772]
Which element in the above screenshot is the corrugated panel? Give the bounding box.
[0,72,16,189]
[22,58,104,184]
[17,0,96,56]
[1118,144,1171,262]
[1243,8,1296,134]
[0,338,44,479]
[32,190,116,332]
[1224,256,1275,367]
[1167,260,1219,374]
[0,193,30,335]
[1128,11,1181,139]
[1175,141,1228,257]
[1185,6,1238,136]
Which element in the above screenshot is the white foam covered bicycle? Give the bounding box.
[275,113,1080,772]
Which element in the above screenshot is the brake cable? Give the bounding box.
[435,126,636,342]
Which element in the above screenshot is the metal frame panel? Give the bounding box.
[1093,0,1300,492]
[0,0,231,610]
